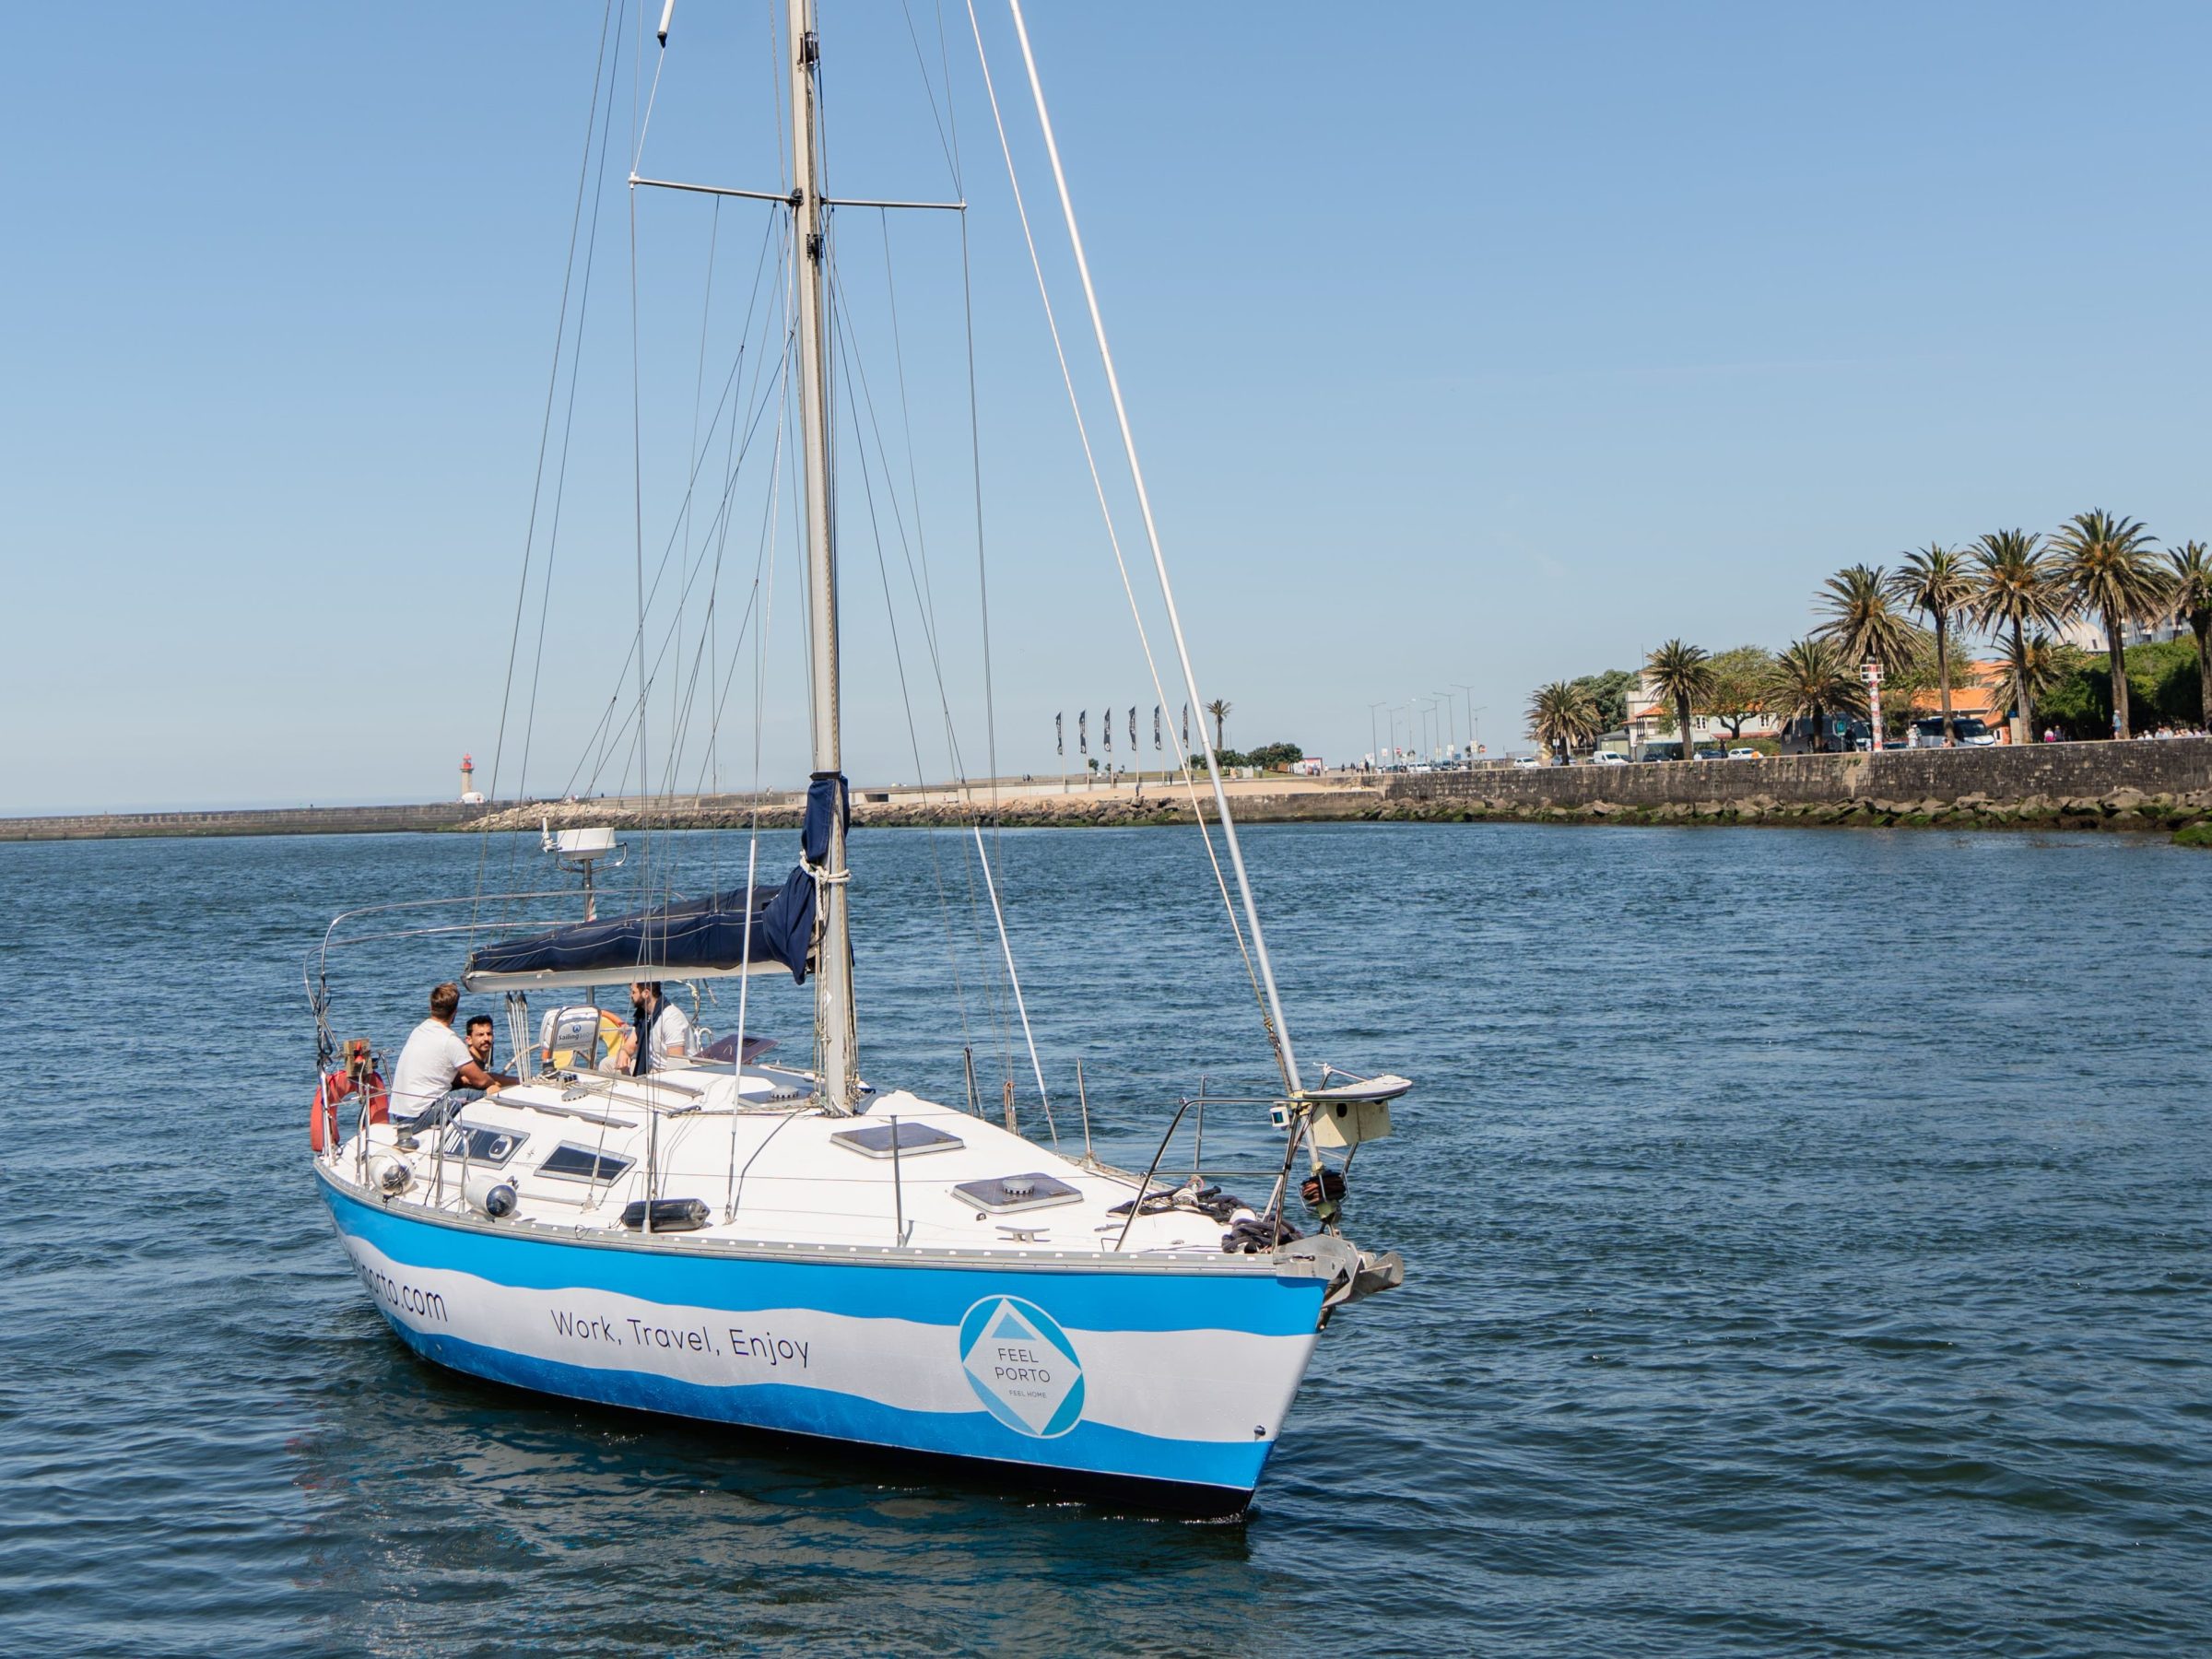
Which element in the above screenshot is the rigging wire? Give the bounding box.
[513,49,628,844]
[821,262,994,1079]
[552,236,791,804]
[653,224,790,804]
[971,821,1055,1145]
[825,255,1018,1089]
[897,0,960,191]
[474,0,620,939]
[724,214,796,1220]
[961,0,1276,1059]
[686,197,723,864]
[1003,0,1303,1093]
[689,323,800,798]
[628,0,652,900]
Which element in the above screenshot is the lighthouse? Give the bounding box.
[459,753,477,802]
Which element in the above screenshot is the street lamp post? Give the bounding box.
[1367,700,1387,774]
[1453,684,1482,767]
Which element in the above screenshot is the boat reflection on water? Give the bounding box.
[285,1298,1273,1653]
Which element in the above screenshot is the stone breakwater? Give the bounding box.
[0,801,497,842]
[468,788,1381,835]
[10,744,2208,843]
[1383,742,2212,833]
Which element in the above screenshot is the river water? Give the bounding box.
[3,824,2206,1656]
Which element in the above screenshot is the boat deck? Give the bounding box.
[336,1064,1280,1263]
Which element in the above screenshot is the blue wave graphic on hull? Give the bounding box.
[324,1177,1324,1336]
[386,1316,1271,1493]
[322,1177,1312,1497]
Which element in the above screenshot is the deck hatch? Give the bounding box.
[952,1172,1082,1214]
[442,1125,523,1166]
[830,1121,964,1159]
[536,1143,633,1183]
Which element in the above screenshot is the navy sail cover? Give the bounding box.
[464,774,847,987]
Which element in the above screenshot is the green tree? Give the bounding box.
[1986,633,2072,736]
[1813,563,1922,678]
[2049,510,2171,739]
[1765,638,1865,750]
[2124,638,2207,727]
[1204,699,1232,752]
[1525,680,1599,764]
[1222,741,1306,771]
[1888,545,1976,744]
[1968,529,2072,737]
[2038,639,2197,737]
[1567,667,1637,734]
[2168,541,2212,731]
[1698,645,1776,739]
[1644,639,1715,760]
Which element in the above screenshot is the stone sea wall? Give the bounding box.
[473,788,1379,835]
[10,743,2209,843]
[1384,741,2212,830]
[0,801,498,842]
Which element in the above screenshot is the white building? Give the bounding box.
[1622,669,1783,754]
[2053,615,2184,654]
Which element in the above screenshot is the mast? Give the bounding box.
[789,0,857,1111]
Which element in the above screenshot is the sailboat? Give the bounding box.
[308,0,1406,1516]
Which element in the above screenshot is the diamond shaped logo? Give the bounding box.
[958,1295,1085,1438]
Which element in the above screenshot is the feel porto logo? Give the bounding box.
[958,1296,1085,1438]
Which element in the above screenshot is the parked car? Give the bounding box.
[1726,747,1760,761]
[1911,716,1996,748]
[1592,751,1629,765]
[1512,755,1541,770]
[1694,746,1726,760]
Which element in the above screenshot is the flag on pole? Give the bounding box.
[1182,703,1191,751]
[1055,712,1063,757]
[1078,711,1088,755]
[1102,705,1112,753]
[1153,705,1161,749]
[1127,707,1136,750]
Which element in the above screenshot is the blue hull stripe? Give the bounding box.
[383,1316,1271,1493]
[324,1180,1324,1337]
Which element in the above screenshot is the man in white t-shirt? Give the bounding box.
[608,981,691,1075]
[391,982,516,1124]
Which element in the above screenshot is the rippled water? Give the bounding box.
[3,824,2207,1656]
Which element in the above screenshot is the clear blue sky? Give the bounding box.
[6,4,2210,812]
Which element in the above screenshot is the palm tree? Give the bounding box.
[1888,545,1975,744]
[1204,699,1231,751]
[1967,530,2072,738]
[1986,633,2071,737]
[1524,681,1598,764]
[1813,563,1923,680]
[1644,639,1714,760]
[1765,638,1866,751]
[2168,541,2212,729]
[2049,510,2170,739]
